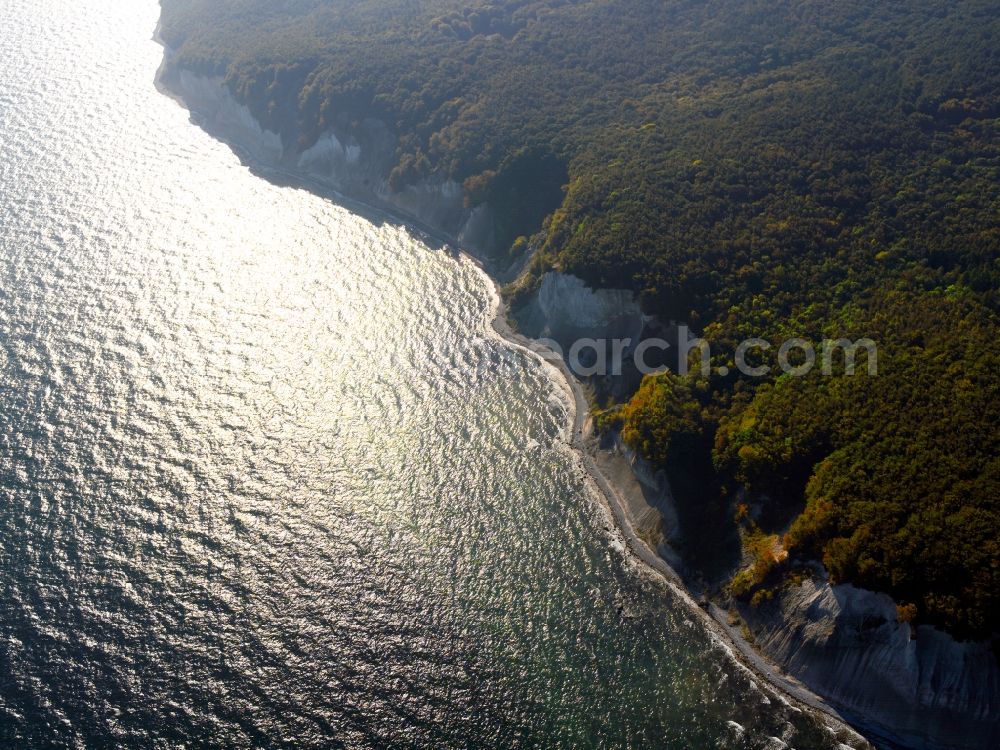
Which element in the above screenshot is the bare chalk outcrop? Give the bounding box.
[157,59,496,258]
[740,579,1000,750]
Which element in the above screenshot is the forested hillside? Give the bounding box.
[159,0,1000,640]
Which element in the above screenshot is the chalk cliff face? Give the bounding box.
[172,71,285,166]
[513,272,646,353]
[593,433,685,573]
[457,204,497,260]
[296,123,393,189]
[512,271,680,401]
[158,62,496,257]
[740,579,1000,750]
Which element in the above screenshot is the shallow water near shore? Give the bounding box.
[0,1,866,747]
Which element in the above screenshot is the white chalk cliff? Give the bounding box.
[513,271,647,351]
[740,579,1000,750]
[158,62,495,257]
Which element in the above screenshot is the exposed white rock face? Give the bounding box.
[458,204,496,254]
[376,177,466,237]
[295,119,393,190]
[741,579,1000,750]
[297,131,347,171]
[161,66,496,257]
[173,71,284,165]
[538,273,642,334]
[515,272,646,352]
[610,435,684,569]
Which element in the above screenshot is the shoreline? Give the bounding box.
[481,279,869,740]
[152,35,872,749]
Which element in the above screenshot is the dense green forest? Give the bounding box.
[159,0,1000,640]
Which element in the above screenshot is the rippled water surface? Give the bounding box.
[0,1,864,748]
